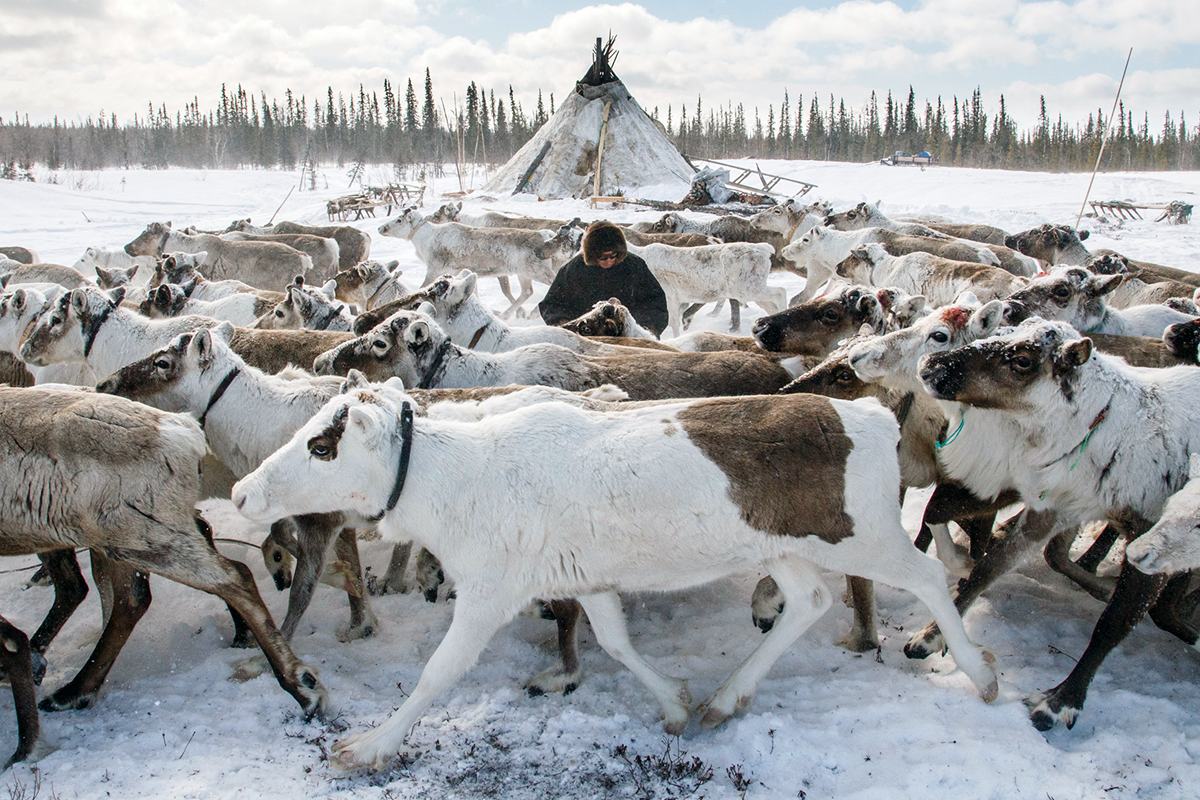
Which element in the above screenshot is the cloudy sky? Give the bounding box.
[2,1,1196,132]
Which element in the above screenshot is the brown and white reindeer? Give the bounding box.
[231,375,997,770]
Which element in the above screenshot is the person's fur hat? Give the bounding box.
[582,220,628,266]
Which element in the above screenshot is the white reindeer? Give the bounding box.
[232,378,997,770]
[836,243,1027,307]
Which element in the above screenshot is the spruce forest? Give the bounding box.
[2,72,1197,179]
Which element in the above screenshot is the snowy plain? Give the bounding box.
[0,159,1199,799]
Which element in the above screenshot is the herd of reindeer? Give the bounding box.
[1,194,1200,772]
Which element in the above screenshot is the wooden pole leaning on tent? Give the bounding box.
[590,101,619,207]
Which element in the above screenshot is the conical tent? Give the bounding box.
[482,38,693,199]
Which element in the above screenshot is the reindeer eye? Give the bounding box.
[154,358,170,370]
[821,308,841,324]
[1011,354,1034,372]
[371,338,389,353]
[273,551,283,563]
[836,369,855,383]
[929,331,949,344]
[275,308,285,317]
[1053,286,1070,298]
[309,442,333,459]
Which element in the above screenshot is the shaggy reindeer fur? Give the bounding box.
[2,263,94,290]
[1126,453,1200,576]
[72,247,157,287]
[232,379,996,770]
[921,320,1200,731]
[782,226,1000,304]
[627,241,786,337]
[218,231,339,283]
[836,243,1027,307]
[379,208,580,318]
[0,388,327,718]
[313,310,793,399]
[227,220,371,272]
[125,222,313,290]
[1005,224,1092,265]
[149,252,284,305]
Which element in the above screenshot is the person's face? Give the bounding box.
[596,251,620,269]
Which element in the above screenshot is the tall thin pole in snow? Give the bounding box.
[1076,48,1132,229]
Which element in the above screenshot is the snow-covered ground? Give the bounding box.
[1,160,1199,799]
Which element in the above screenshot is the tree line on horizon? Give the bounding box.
[1,72,1196,182]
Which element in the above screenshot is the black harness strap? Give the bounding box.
[198,368,240,429]
[893,391,916,432]
[467,325,488,349]
[417,339,455,389]
[366,401,415,522]
[311,303,347,331]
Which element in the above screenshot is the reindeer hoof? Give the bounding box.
[835,630,880,653]
[29,652,47,686]
[903,623,944,660]
[524,664,584,697]
[1025,690,1079,732]
[39,689,97,712]
[297,668,328,721]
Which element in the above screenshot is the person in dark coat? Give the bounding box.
[537,220,669,337]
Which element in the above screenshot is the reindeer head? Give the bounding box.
[315,309,450,383]
[95,323,236,413]
[848,301,1003,391]
[560,297,629,338]
[378,207,424,239]
[426,201,463,224]
[151,252,207,289]
[752,283,885,357]
[919,319,1092,411]
[1004,224,1091,266]
[21,285,125,366]
[232,375,417,523]
[124,221,172,258]
[0,286,60,354]
[1000,267,1121,330]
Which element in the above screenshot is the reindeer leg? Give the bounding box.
[906,508,1057,659]
[0,617,51,769]
[705,299,725,318]
[835,576,879,652]
[29,550,89,674]
[331,593,518,770]
[1027,558,1166,731]
[681,303,703,331]
[525,598,583,696]
[334,528,377,642]
[40,559,150,712]
[700,556,831,727]
[1043,526,1117,602]
[416,548,445,603]
[496,276,517,305]
[279,513,343,640]
[1075,522,1121,573]
[580,590,692,734]
[373,541,412,595]
[728,299,741,333]
[1147,571,1199,644]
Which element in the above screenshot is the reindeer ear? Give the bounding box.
[70,288,88,315]
[95,266,113,284]
[319,279,337,299]
[153,285,171,307]
[213,321,235,343]
[193,250,208,266]
[1086,273,1123,297]
[190,328,215,366]
[416,301,437,317]
[858,323,875,336]
[461,271,477,296]
[107,287,126,306]
[969,300,1004,337]
[10,288,25,312]
[1060,338,1093,367]
[344,369,369,391]
[405,319,431,347]
[347,405,384,441]
[1078,230,1089,241]
[382,376,407,394]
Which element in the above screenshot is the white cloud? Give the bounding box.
[0,1,1195,132]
